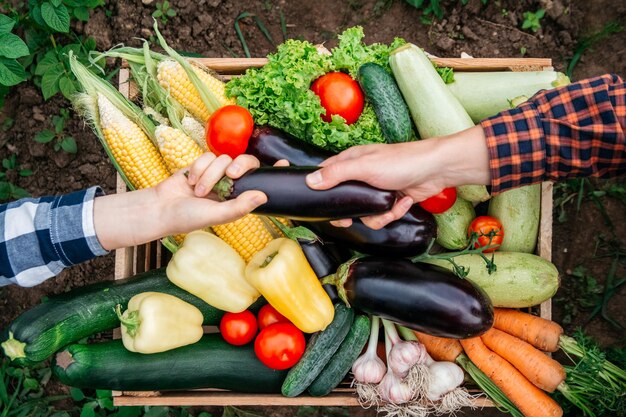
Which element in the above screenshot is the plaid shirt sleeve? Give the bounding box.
[0,186,109,287]
[481,74,626,194]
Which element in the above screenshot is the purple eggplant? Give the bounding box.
[326,257,493,338]
[247,126,335,166]
[214,167,397,221]
[299,204,437,257]
[299,239,352,304]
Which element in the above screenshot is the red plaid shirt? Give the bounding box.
[481,74,626,194]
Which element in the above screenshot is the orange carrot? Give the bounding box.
[494,308,563,352]
[460,337,563,417]
[481,327,566,392]
[413,331,463,362]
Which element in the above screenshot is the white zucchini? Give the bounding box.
[389,44,489,204]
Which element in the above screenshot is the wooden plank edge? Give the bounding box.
[190,57,552,73]
[114,392,493,407]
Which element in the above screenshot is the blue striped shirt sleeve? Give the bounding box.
[0,186,109,287]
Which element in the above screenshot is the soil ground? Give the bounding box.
[0,1,624,416]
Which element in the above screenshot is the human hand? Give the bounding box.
[305,125,490,229]
[154,152,266,235]
[94,153,265,250]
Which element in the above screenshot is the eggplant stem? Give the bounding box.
[267,217,320,243]
[321,257,358,308]
[212,176,234,201]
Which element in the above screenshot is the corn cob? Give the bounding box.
[157,60,235,122]
[155,125,204,173]
[181,115,208,151]
[213,215,291,263]
[97,93,171,189]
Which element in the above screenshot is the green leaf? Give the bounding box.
[405,0,425,8]
[96,389,111,399]
[41,62,64,99]
[144,407,170,417]
[0,14,16,34]
[35,51,60,76]
[79,402,96,417]
[536,8,546,18]
[0,33,29,59]
[73,6,90,21]
[198,413,213,417]
[59,75,76,99]
[23,377,39,390]
[0,57,27,86]
[0,182,10,200]
[83,36,96,51]
[30,5,46,27]
[41,2,71,33]
[19,169,33,176]
[34,129,55,143]
[2,158,11,170]
[70,386,85,401]
[113,407,143,417]
[167,8,176,17]
[51,0,62,7]
[152,9,163,18]
[61,136,77,153]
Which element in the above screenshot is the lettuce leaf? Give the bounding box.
[226,26,406,152]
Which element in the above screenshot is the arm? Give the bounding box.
[308,74,626,228]
[1,153,264,286]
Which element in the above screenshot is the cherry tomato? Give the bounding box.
[219,310,258,346]
[310,72,364,125]
[468,216,504,253]
[419,188,457,214]
[257,304,290,329]
[206,105,254,158]
[254,322,305,370]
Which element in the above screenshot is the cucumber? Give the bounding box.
[357,62,412,143]
[423,252,559,307]
[281,303,354,397]
[1,268,264,365]
[52,335,287,392]
[308,315,370,396]
[488,184,541,253]
[434,197,475,250]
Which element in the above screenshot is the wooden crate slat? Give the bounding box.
[114,57,554,407]
[190,57,552,73]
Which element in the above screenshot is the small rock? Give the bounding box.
[29,141,48,158]
[52,151,75,169]
[142,0,154,5]
[192,21,205,37]
[461,26,479,41]
[435,36,455,52]
[32,107,45,122]
[208,0,221,7]
[78,163,98,178]
[140,28,152,39]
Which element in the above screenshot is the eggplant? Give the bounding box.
[247,126,335,166]
[214,167,397,221]
[299,204,437,257]
[299,239,352,304]
[327,257,493,338]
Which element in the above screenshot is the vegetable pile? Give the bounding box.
[2,21,624,417]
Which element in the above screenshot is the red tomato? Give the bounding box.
[310,72,364,125]
[220,310,258,346]
[205,105,254,158]
[257,304,290,329]
[254,322,305,370]
[468,216,504,253]
[419,188,457,214]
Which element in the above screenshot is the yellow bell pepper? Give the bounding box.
[166,230,260,312]
[116,292,203,354]
[245,238,334,333]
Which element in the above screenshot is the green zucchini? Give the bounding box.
[389,43,490,204]
[1,268,264,365]
[488,184,541,253]
[281,303,354,397]
[357,62,412,143]
[434,197,475,250]
[308,315,370,396]
[423,252,559,307]
[52,334,287,392]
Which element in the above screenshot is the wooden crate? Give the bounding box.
[112,57,554,407]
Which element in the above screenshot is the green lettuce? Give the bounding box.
[226,27,406,152]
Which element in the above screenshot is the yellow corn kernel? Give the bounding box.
[97,93,170,189]
[213,215,291,263]
[155,125,204,173]
[157,60,235,122]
